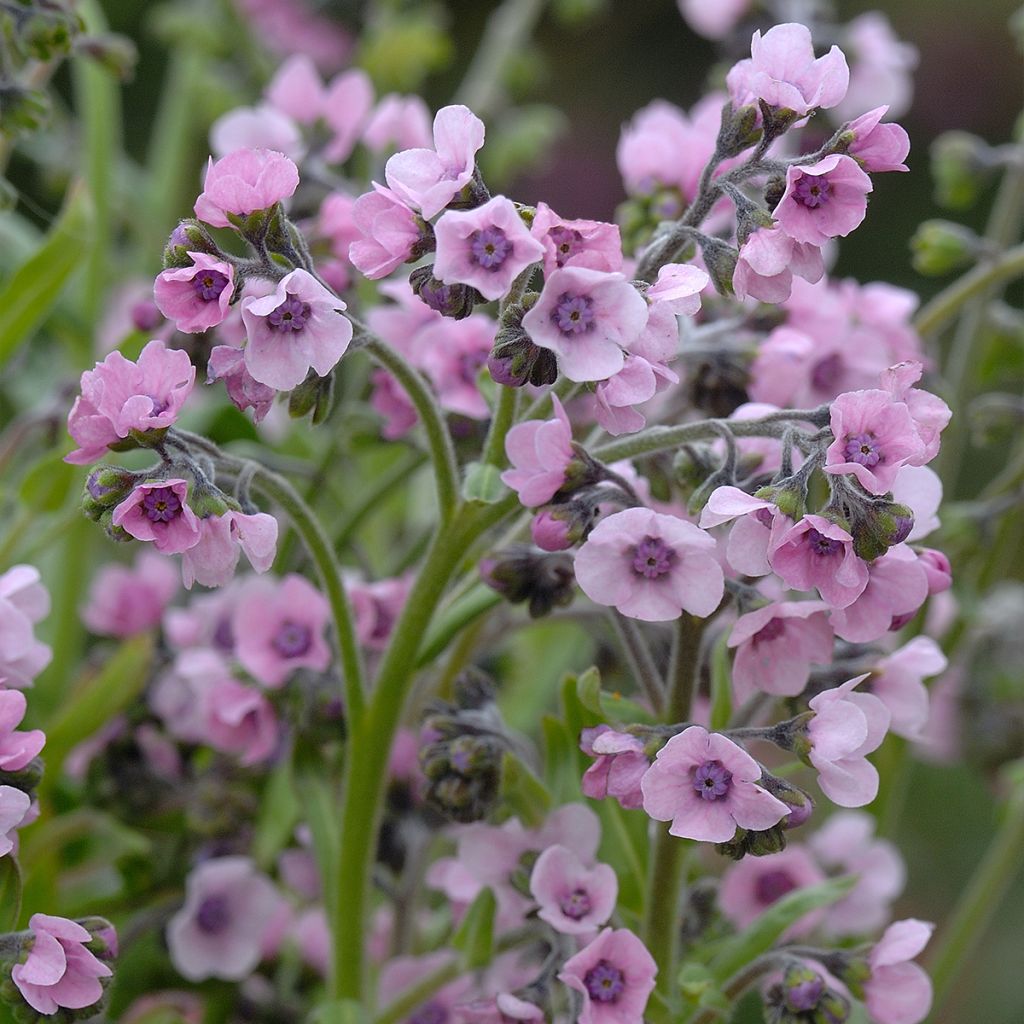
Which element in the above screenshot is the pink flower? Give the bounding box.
[166,857,282,981]
[181,511,279,590]
[917,548,952,594]
[0,690,44,771]
[891,465,942,541]
[699,486,788,577]
[194,148,299,229]
[419,314,496,419]
[241,268,353,390]
[732,227,824,304]
[385,104,485,219]
[231,574,332,687]
[677,0,750,41]
[11,914,112,1015]
[834,13,918,123]
[846,106,910,173]
[575,508,724,622]
[807,675,890,807]
[641,726,789,842]
[824,389,925,495]
[774,156,873,247]
[203,678,279,765]
[769,516,869,609]
[501,396,575,507]
[82,552,179,637]
[362,94,433,153]
[580,726,650,810]
[879,362,951,464]
[207,344,276,423]
[292,907,330,976]
[809,812,905,937]
[646,262,708,315]
[378,953,472,1024]
[727,23,850,115]
[530,202,623,277]
[729,601,834,702]
[350,575,411,651]
[0,565,52,689]
[265,54,325,124]
[719,846,827,937]
[370,369,418,439]
[523,267,648,383]
[322,69,375,164]
[66,340,195,465]
[828,545,929,643]
[348,184,422,280]
[530,844,617,936]
[594,353,678,436]
[154,253,235,334]
[0,785,31,857]
[112,479,202,554]
[210,105,304,161]
[434,196,545,301]
[864,919,934,1024]
[868,637,947,740]
[558,928,657,1024]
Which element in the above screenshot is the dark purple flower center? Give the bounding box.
[631,536,676,579]
[146,394,169,416]
[273,620,312,658]
[692,759,732,801]
[559,887,593,920]
[843,432,881,467]
[213,617,235,652]
[193,269,230,302]
[267,293,312,332]
[754,507,775,528]
[755,868,798,905]
[787,976,826,1012]
[791,174,832,209]
[408,1001,448,1024]
[806,527,842,557]
[469,226,512,270]
[583,960,626,1003]
[552,293,595,335]
[195,895,231,935]
[548,225,583,267]
[811,353,843,392]
[142,486,183,523]
[753,617,786,644]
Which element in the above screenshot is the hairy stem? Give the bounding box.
[608,612,665,715]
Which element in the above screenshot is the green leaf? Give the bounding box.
[0,182,93,367]
[0,856,22,932]
[709,630,732,731]
[252,754,300,871]
[462,461,507,504]
[309,1001,369,1024]
[577,665,655,724]
[500,750,551,828]
[452,887,496,969]
[677,962,728,1012]
[19,451,78,513]
[710,875,857,983]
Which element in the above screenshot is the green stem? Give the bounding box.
[608,611,665,715]
[928,763,1024,1013]
[481,385,518,469]
[685,953,789,1024]
[359,330,460,524]
[416,584,502,667]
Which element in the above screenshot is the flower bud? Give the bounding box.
[698,236,739,296]
[530,497,597,551]
[687,351,750,418]
[163,219,221,268]
[848,499,915,562]
[754,480,806,522]
[73,33,138,80]
[930,130,997,209]
[288,370,335,423]
[761,773,815,830]
[911,220,982,276]
[479,546,575,618]
[715,824,787,860]
[82,466,140,520]
[409,265,482,319]
[488,293,556,387]
[918,547,952,594]
[717,102,763,159]
[0,86,51,138]
[420,733,504,823]
[765,964,851,1024]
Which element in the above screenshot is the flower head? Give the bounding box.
[641,726,790,842]
[580,726,650,810]
[0,689,44,773]
[112,479,202,554]
[154,253,235,334]
[530,202,623,276]
[558,928,657,1024]
[349,183,423,280]
[864,919,934,1024]
[530,844,617,936]
[732,226,824,304]
[847,106,911,173]
[775,155,873,247]
[194,148,299,228]
[0,565,52,689]
[769,515,869,609]
[501,396,576,507]
[207,344,277,423]
[202,679,279,766]
[0,785,31,857]
[181,511,278,590]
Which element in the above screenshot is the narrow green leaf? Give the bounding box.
[576,666,604,716]
[452,887,496,969]
[461,461,507,504]
[709,630,733,731]
[252,754,300,870]
[19,451,78,513]
[0,856,22,932]
[500,751,551,828]
[0,182,94,366]
[310,1000,369,1024]
[577,665,655,724]
[710,875,857,983]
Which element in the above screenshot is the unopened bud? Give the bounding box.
[930,131,997,209]
[82,466,140,520]
[163,219,221,267]
[409,265,482,319]
[848,499,915,562]
[288,370,334,423]
[480,546,575,618]
[717,102,763,159]
[911,220,981,276]
[530,497,597,551]
[698,236,739,296]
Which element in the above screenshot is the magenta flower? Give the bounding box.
[574,508,725,622]
[864,919,934,1024]
[580,726,650,810]
[868,638,947,740]
[807,675,890,807]
[594,353,678,436]
[719,846,827,937]
[0,785,31,857]
[166,857,282,981]
[729,601,834,702]
[66,340,195,465]
[880,362,951,464]
[419,314,496,419]
[370,368,418,440]
[349,183,422,280]
[558,928,657,1024]
[349,574,411,651]
[362,94,432,153]
[207,344,277,423]
[641,726,789,842]
[732,226,824,304]
[768,516,869,610]
[699,486,787,577]
[194,148,299,228]
[240,269,353,391]
[181,511,278,590]
[434,196,545,301]
[321,69,375,164]
[265,54,325,124]
[847,106,910,173]
[529,844,617,936]
[231,574,331,687]
[828,543,929,643]
[0,565,52,689]
[202,678,279,766]
[774,156,873,247]
[210,105,304,161]
[384,104,485,219]
[522,267,648,383]
[918,547,952,595]
[726,23,850,115]
[11,914,112,1015]
[501,396,575,507]
[154,253,235,334]
[530,201,623,276]
[0,689,45,772]
[83,552,179,639]
[824,389,925,495]
[112,479,201,554]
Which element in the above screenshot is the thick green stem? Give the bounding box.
[608,611,665,715]
[928,763,1024,1013]
[481,385,518,469]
